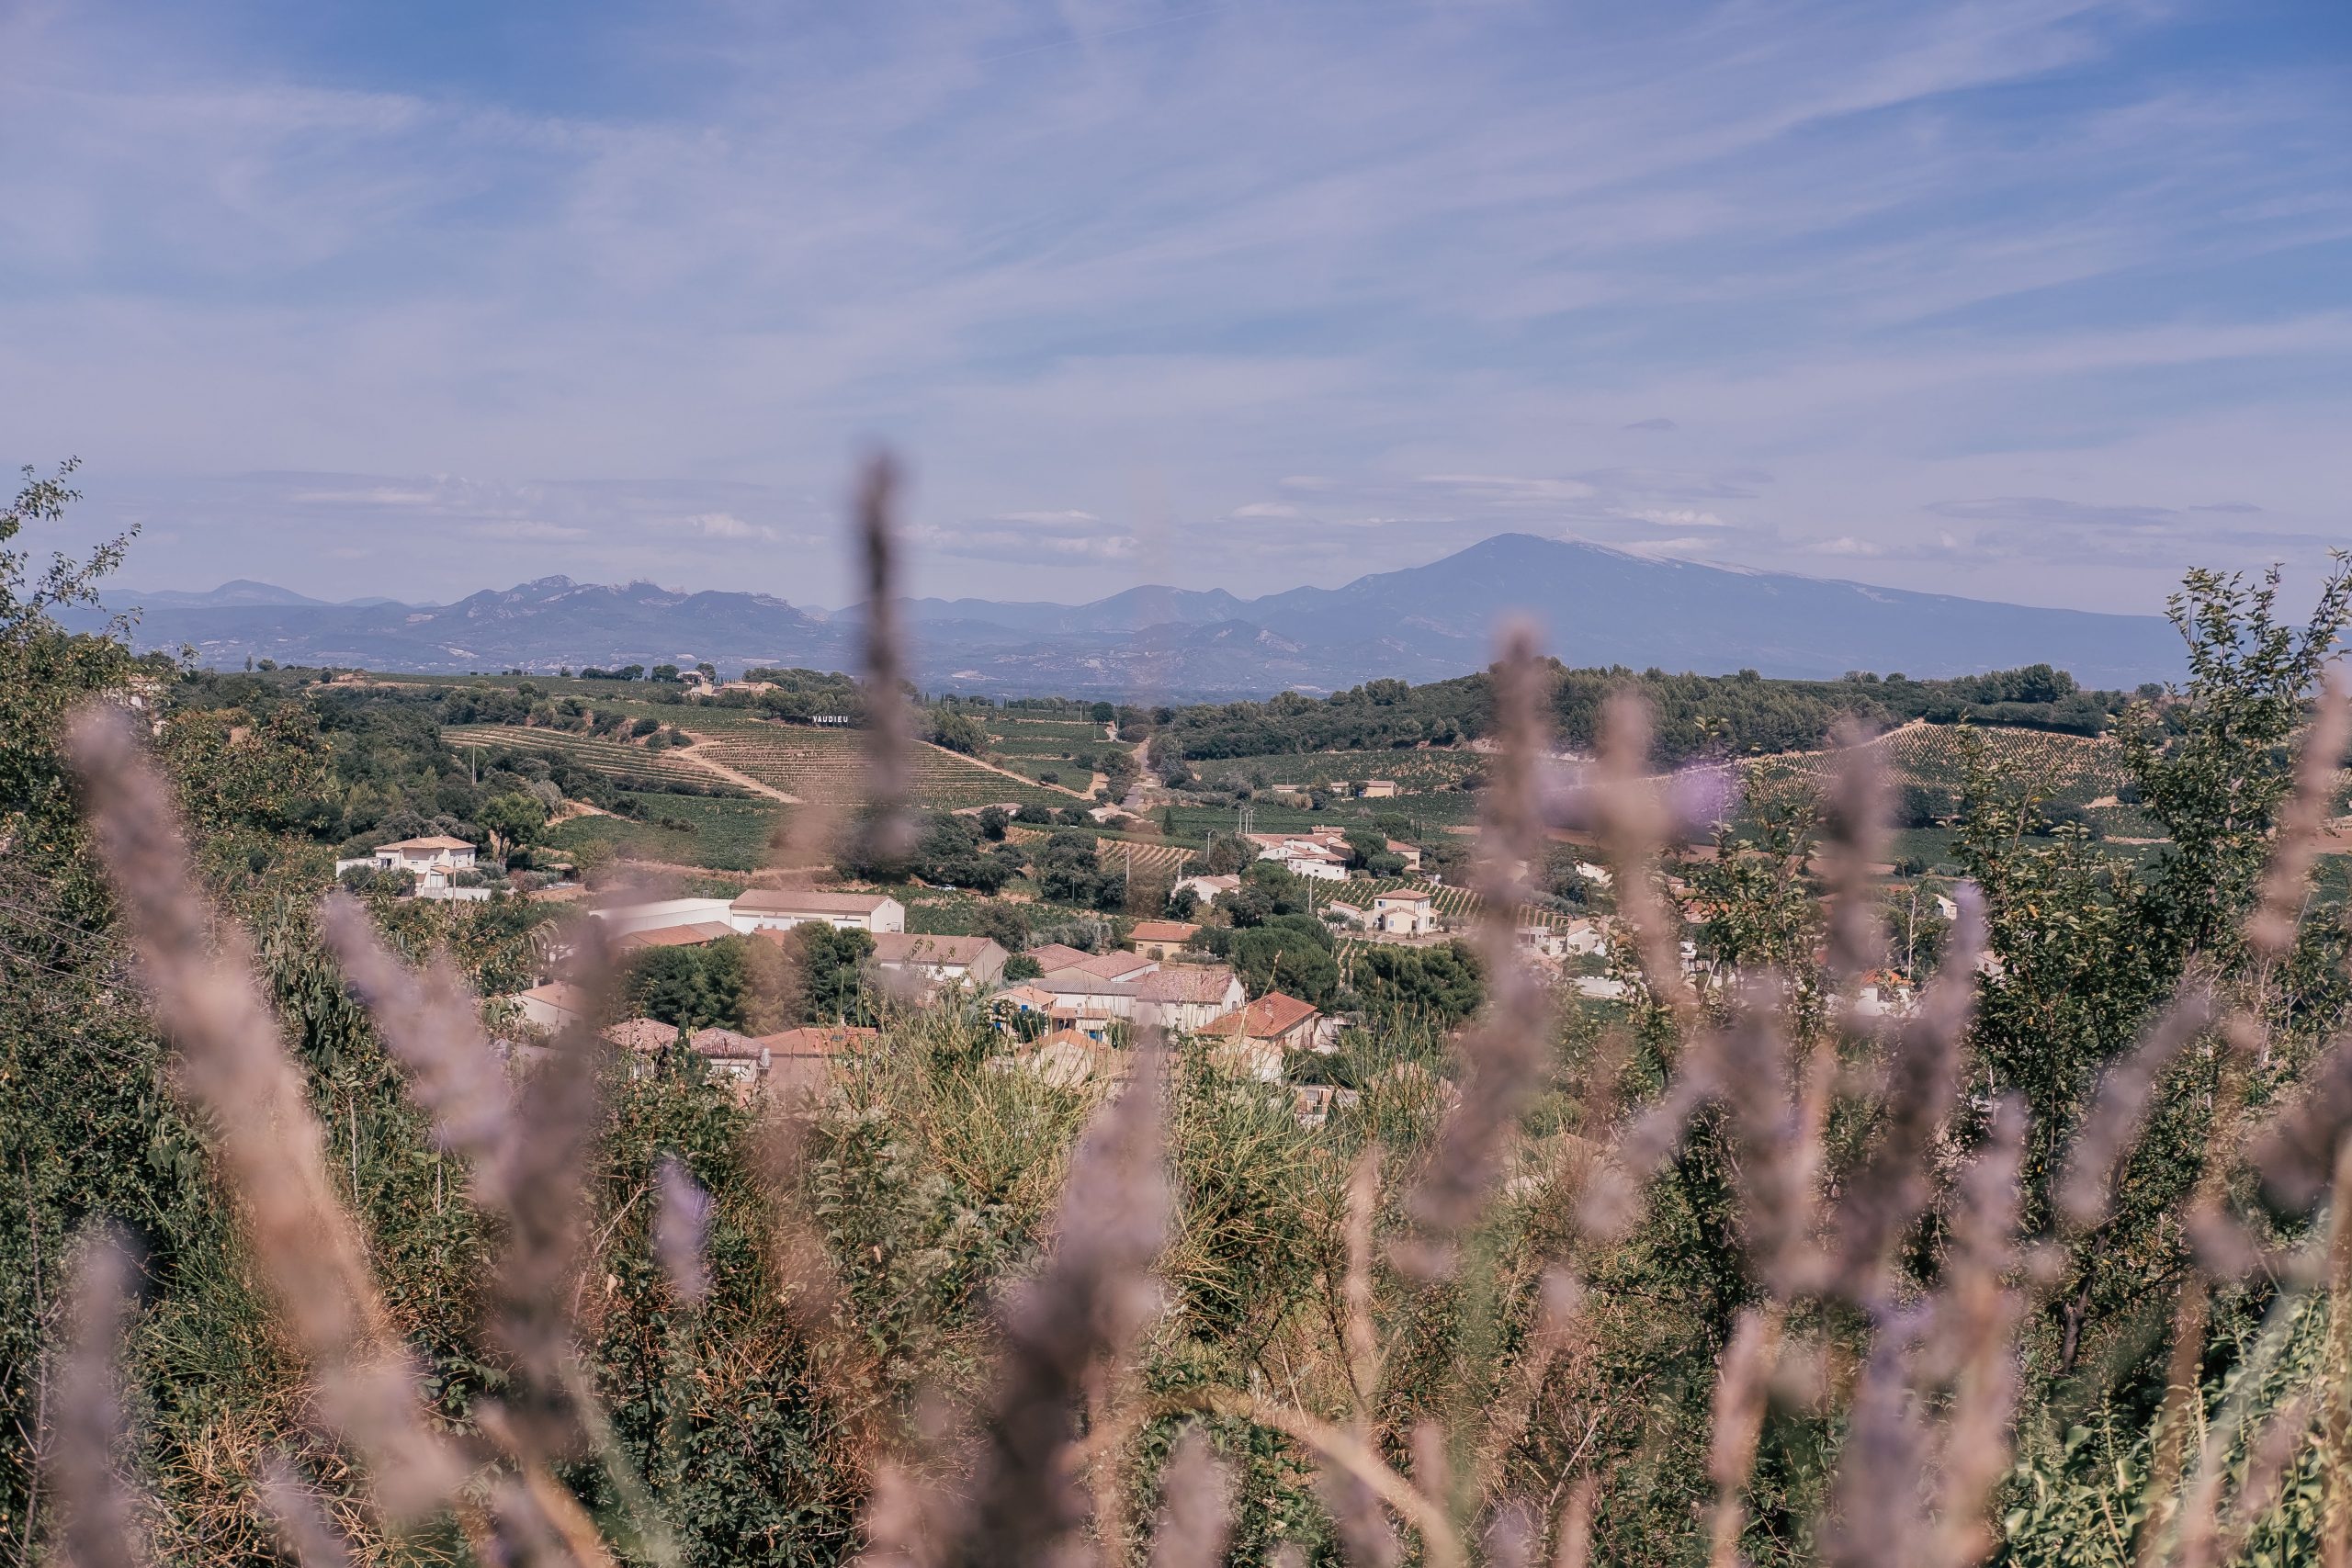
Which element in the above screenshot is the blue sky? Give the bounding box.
[5,0,2347,614]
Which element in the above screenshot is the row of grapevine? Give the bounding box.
[446,725,735,792]
[1744,720,2133,807]
[703,728,1066,810]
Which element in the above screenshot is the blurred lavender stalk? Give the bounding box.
[1402,622,1554,1273]
[655,1155,714,1308]
[934,1043,1170,1566]
[47,1233,147,1568]
[67,708,459,1519]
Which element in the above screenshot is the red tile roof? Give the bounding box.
[1132,966,1240,1004]
[1127,919,1200,943]
[686,1027,765,1060]
[603,1019,681,1053]
[871,933,1001,967]
[1064,950,1156,981]
[1205,992,1321,1042]
[753,1026,881,1057]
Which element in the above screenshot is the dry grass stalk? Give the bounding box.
[256,1460,355,1568]
[1322,1143,1404,1563]
[1342,1145,1383,1417]
[2248,672,2349,962]
[1402,622,1555,1273]
[1483,1500,1537,1568]
[481,926,617,1468]
[47,1232,147,1568]
[1819,720,1891,990]
[1822,1319,1930,1568]
[1581,693,1701,1026]
[2175,1392,2312,1568]
[1551,1476,1596,1568]
[2057,980,2222,1231]
[855,450,918,868]
[1145,1432,1234,1568]
[2325,1140,2352,1568]
[1714,996,1828,1294]
[1469,1268,1586,1502]
[1826,885,1985,1304]
[1926,1097,2026,1568]
[317,891,516,1196]
[1314,1456,1404,1568]
[65,707,458,1520]
[2256,1026,2352,1211]
[1704,1305,1784,1568]
[1174,1388,1459,1568]
[932,1041,1170,1566]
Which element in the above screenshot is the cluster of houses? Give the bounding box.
[503,893,1340,1106]
[1237,824,1422,882]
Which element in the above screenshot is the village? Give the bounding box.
[411,797,1937,1124]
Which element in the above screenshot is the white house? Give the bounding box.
[730,888,907,934]
[871,933,1008,991]
[512,980,591,1032]
[1133,965,1246,1032]
[1371,887,1436,936]
[1245,832,1350,882]
[1515,925,1569,960]
[1027,974,1141,1023]
[587,896,738,939]
[361,835,478,889]
[1175,874,1240,907]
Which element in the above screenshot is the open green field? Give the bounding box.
[543,791,786,871]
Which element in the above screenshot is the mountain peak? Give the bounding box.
[86,531,2183,694]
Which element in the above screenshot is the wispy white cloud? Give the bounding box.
[656,512,779,541]
[1,0,2345,613]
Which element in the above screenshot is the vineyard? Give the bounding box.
[1091,833,1196,882]
[701,726,1067,810]
[1745,721,2134,807]
[1334,874,1583,935]
[446,725,746,794]
[541,791,785,872]
[985,714,1115,790]
[1006,824,1197,882]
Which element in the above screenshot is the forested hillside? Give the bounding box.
[1157,661,2137,769]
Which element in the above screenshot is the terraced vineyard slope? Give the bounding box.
[447,724,750,794]
[701,724,1069,810]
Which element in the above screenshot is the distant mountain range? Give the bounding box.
[73,534,2184,696]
